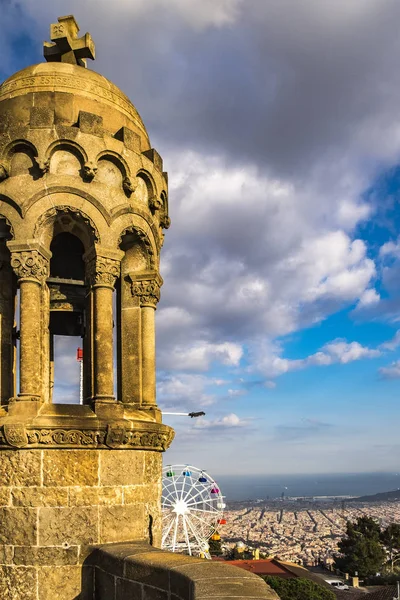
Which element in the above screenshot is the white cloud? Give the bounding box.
[380,329,400,351]
[357,288,380,308]
[194,412,250,429]
[157,374,216,409]
[320,340,381,364]
[158,340,243,372]
[379,360,400,379]
[336,199,371,230]
[279,231,375,305]
[157,154,377,376]
[252,338,381,378]
[380,238,400,259]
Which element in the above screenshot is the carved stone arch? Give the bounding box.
[110,205,160,251]
[1,139,39,179]
[136,169,160,212]
[46,139,88,165]
[118,225,155,270]
[95,151,134,196]
[34,206,100,252]
[46,140,88,179]
[0,194,23,219]
[96,151,130,178]
[136,169,156,195]
[1,139,38,165]
[23,186,112,225]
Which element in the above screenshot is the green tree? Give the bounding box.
[335,516,386,578]
[208,536,223,556]
[263,576,335,600]
[381,523,400,571]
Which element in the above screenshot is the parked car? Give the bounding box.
[326,579,350,591]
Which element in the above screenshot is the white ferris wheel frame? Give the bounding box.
[161,464,225,559]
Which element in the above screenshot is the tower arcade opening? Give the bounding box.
[49,231,86,403]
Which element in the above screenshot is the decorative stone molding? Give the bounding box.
[3,424,28,447]
[160,214,171,229]
[34,205,100,244]
[27,428,106,447]
[0,72,146,130]
[122,176,136,196]
[117,226,155,268]
[85,248,123,288]
[0,423,174,451]
[149,195,163,211]
[36,157,50,175]
[0,164,8,182]
[105,425,173,450]
[9,248,49,283]
[82,161,98,181]
[128,272,163,308]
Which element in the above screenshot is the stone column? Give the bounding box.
[49,333,54,403]
[119,273,142,405]
[41,283,51,403]
[129,273,162,406]
[85,249,122,404]
[8,243,50,402]
[0,244,15,404]
[83,289,94,404]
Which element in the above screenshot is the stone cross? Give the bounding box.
[43,15,95,67]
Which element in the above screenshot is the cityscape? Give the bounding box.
[221,499,400,566]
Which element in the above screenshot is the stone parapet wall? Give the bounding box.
[86,542,280,600]
[0,450,162,600]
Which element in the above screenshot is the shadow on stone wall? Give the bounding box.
[79,542,280,600]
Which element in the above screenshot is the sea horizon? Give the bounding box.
[212,471,400,501]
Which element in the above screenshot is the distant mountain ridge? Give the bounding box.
[348,489,400,502]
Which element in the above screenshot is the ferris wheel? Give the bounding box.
[161,464,226,559]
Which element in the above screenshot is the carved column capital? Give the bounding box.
[128,272,163,308]
[7,242,51,284]
[85,248,123,289]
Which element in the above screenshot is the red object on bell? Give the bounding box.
[77,348,83,361]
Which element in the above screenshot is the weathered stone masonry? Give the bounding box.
[0,15,173,599]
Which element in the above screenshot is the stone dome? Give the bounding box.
[0,62,150,150]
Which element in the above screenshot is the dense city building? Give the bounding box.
[221,501,400,566]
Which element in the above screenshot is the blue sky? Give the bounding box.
[3,0,400,476]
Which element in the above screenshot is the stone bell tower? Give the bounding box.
[0,16,173,599]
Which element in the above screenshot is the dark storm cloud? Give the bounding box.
[6,0,400,177]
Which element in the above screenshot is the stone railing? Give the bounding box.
[82,542,280,599]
